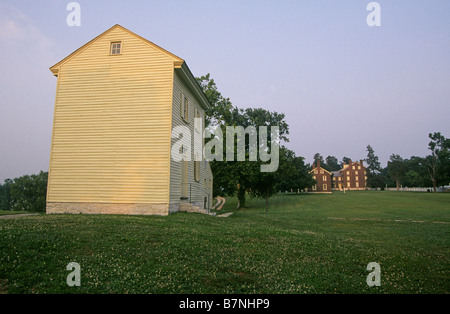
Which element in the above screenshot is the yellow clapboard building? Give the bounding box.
[47,25,212,215]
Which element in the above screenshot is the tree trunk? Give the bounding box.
[428,162,437,192]
[236,185,245,209]
[265,195,269,213]
[396,178,400,191]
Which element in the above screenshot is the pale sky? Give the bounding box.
[1,0,449,182]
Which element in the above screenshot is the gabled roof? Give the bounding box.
[309,166,332,175]
[49,24,210,109]
[338,160,366,172]
[50,24,184,75]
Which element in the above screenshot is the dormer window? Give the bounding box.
[110,42,122,55]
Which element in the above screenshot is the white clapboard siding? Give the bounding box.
[169,70,209,207]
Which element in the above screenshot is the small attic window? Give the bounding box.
[110,42,122,55]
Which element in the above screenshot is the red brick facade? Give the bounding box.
[333,160,367,190]
[308,161,332,193]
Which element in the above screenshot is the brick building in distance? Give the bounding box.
[332,160,367,191]
[308,160,332,193]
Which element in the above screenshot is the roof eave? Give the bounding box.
[177,62,211,110]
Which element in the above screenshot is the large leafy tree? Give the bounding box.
[220,107,289,209]
[248,146,315,213]
[340,156,352,168]
[0,179,12,210]
[196,74,233,128]
[313,153,324,166]
[1,171,48,212]
[365,145,385,188]
[312,154,340,172]
[387,154,407,191]
[325,155,340,171]
[198,74,305,210]
[403,156,432,187]
[427,132,450,192]
[276,148,315,193]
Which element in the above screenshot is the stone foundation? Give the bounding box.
[178,202,209,214]
[46,202,169,216]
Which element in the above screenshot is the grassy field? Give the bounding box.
[0,210,33,216]
[0,191,448,294]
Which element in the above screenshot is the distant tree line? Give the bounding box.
[313,132,450,192]
[0,171,48,212]
[368,132,450,192]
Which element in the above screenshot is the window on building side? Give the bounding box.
[194,156,200,182]
[194,108,202,133]
[323,176,327,181]
[323,184,327,190]
[181,161,188,197]
[110,42,122,55]
[180,93,189,122]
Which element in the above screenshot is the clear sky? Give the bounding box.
[1,0,449,182]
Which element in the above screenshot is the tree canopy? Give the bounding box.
[0,171,48,212]
[197,74,313,210]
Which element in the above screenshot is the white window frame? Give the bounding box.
[180,93,189,122]
[110,41,122,55]
[194,160,200,182]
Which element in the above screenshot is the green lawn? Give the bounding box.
[0,210,34,216]
[0,191,448,294]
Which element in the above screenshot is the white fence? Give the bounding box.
[384,187,449,192]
